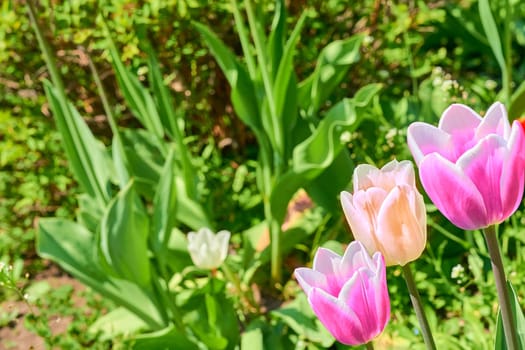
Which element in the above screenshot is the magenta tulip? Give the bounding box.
[407,102,525,230]
[294,241,390,346]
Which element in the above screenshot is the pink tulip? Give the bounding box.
[340,160,427,266]
[407,102,525,230]
[294,241,390,346]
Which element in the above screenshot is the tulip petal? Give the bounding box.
[341,191,375,253]
[308,287,367,346]
[499,122,525,222]
[341,189,388,256]
[295,268,327,295]
[419,153,487,230]
[457,135,507,225]
[371,253,391,327]
[382,159,416,187]
[312,247,341,275]
[407,122,453,165]
[354,160,416,191]
[353,164,378,191]
[340,241,375,274]
[440,105,485,160]
[375,185,426,265]
[216,230,231,262]
[439,104,481,133]
[476,102,511,140]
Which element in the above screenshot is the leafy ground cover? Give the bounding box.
[1,0,525,349]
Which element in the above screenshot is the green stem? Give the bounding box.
[244,0,283,158]
[428,218,469,249]
[86,48,130,187]
[231,0,257,79]
[401,264,437,350]
[483,225,519,350]
[365,341,375,350]
[221,263,257,310]
[269,217,282,286]
[258,135,281,286]
[150,267,185,331]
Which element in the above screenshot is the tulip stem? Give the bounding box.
[483,225,519,350]
[365,341,375,350]
[401,264,436,350]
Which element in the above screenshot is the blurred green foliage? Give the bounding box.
[2,0,525,348]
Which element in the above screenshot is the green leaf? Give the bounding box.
[298,35,364,117]
[152,148,177,255]
[269,170,307,225]
[305,150,353,214]
[37,218,166,329]
[132,325,199,350]
[352,83,383,108]
[267,0,286,78]
[76,194,104,234]
[509,80,525,120]
[181,290,239,350]
[119,130,210,230]
[89,307,148,341]
[100,181,151,287]
[106,35,165,140]
[293,98,356,175]
[194,22,262,133]
[494,281,525,349]
[270,84,380,222]
[146,47,198,198]
[294,83,381,176]
[271,293,334,347]
[273,11,307,139]
[174,175,213,230]
[44,82,112,205]
[241,327,264,350]
[478,0,506,77]
[111,133,130,189]
[121,128,165,199]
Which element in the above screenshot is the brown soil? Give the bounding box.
[0,264,85,350]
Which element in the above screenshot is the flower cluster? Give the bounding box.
[295,102,525,347]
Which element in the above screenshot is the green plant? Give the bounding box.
[27,1,242,347]
[195,0,382,284]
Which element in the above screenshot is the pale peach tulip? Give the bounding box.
[340,160,427,266]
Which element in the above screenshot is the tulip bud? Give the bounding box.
[340,160,427,266]
[294,241,390,346]
[187,228,230,269]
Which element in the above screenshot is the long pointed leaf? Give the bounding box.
[267,0,285,79]
[105,33,165,141]
[100,181,151,287]
[273,11,306,125]
[44,82,112,204]
[146,47,198,198]
[479,0,506,76]
[509,80,525,120]
[38,218,166,329]
[194,21,262,133]
[298,35,364,117]
[152,148,177,255]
